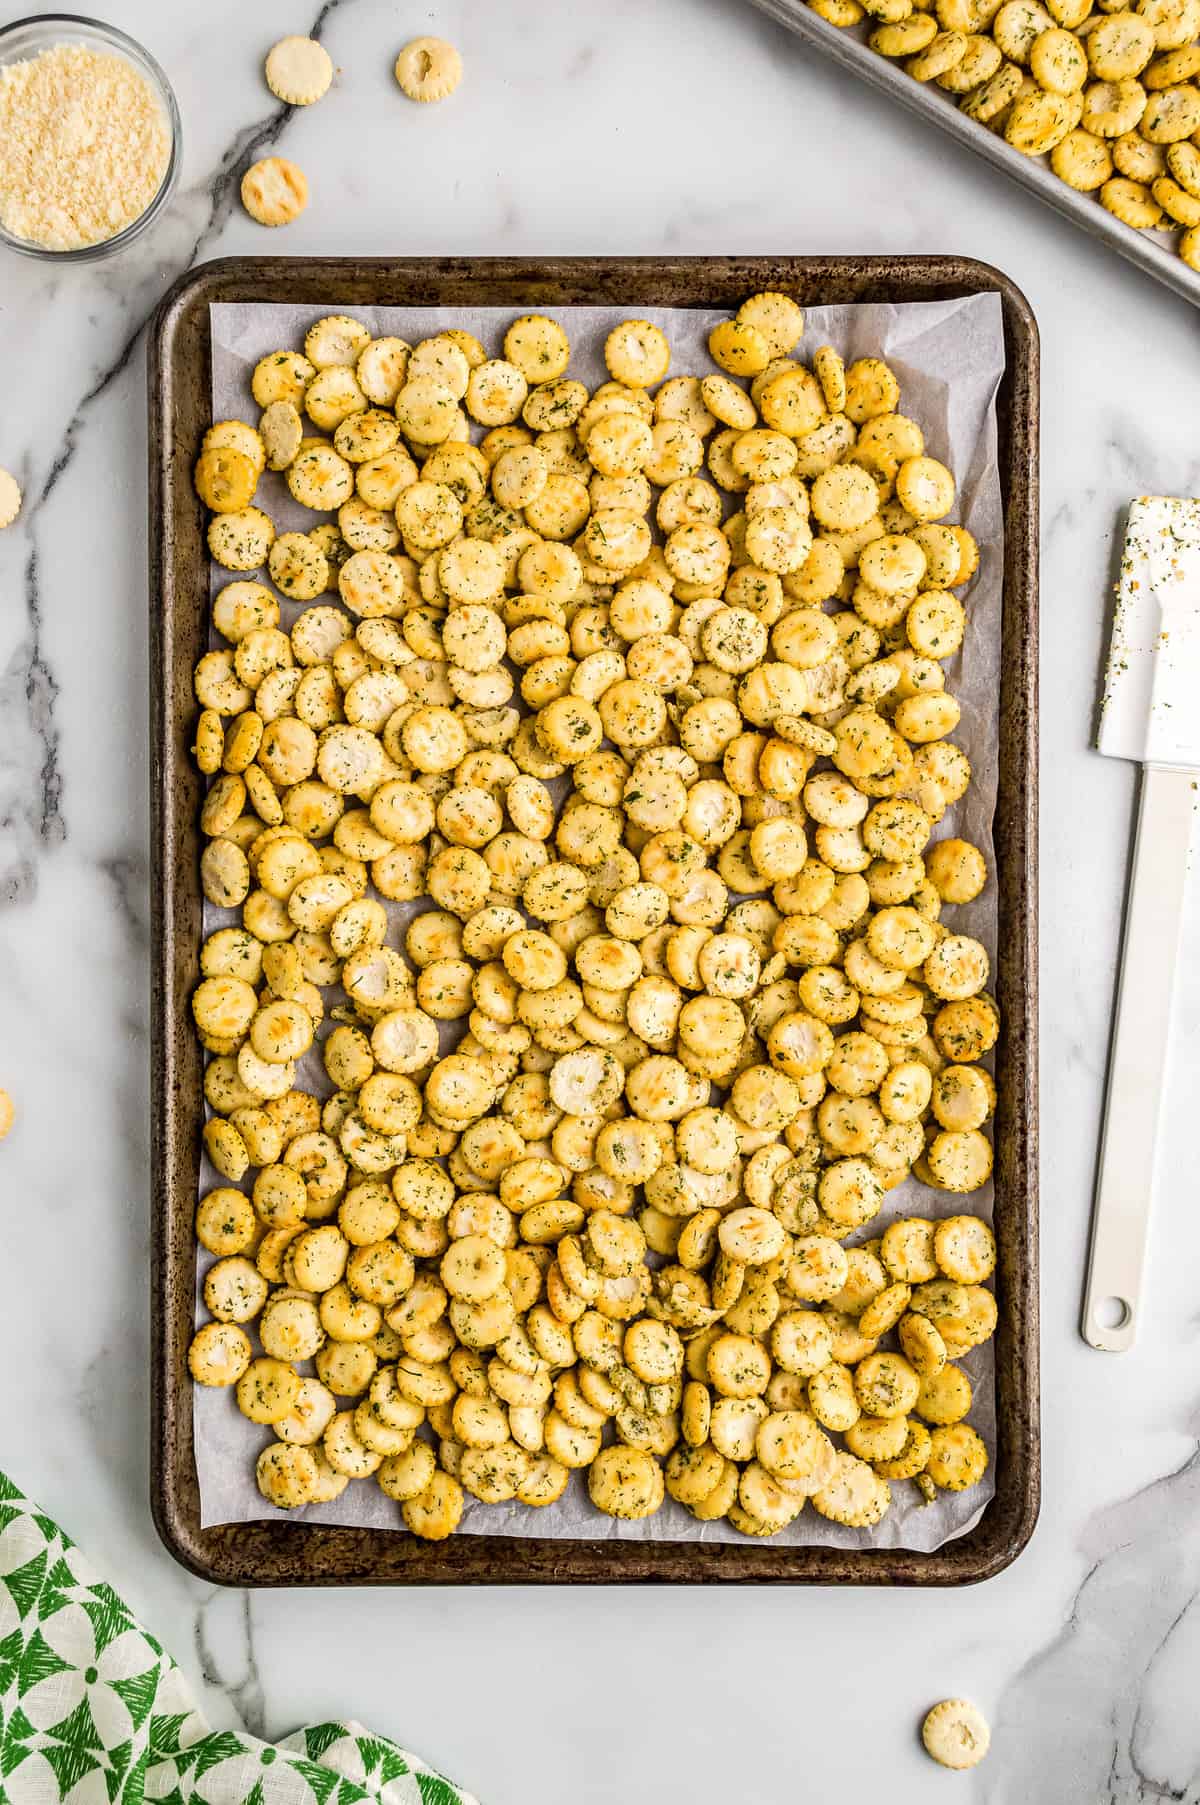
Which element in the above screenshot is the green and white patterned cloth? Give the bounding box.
[0,1472,476,1805]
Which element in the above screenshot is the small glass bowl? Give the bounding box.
[0,13,180,262]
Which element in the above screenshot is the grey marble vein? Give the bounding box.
[194,1590,265,1741]
[100,852,151,953]
[0,548,63,905]
[981,1444,1200,1804]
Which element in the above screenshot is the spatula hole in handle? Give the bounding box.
[1095,1296,1131,1332]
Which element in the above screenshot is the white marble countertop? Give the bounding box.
[1,0,1199,1798]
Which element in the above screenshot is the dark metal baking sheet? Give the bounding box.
[149,254,1040,1586]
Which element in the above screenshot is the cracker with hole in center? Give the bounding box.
[394,36,463,102]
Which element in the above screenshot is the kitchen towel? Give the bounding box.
[0,1470,476,1805]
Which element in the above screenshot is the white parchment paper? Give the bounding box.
[195,294,1006,1552]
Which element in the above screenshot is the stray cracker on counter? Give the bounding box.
[241,157,309,228]
[264,35,333,106]
[922,1698,991,1769]
[0,1089,13,1140]
[0,469,21,529]
[394,36,462,102]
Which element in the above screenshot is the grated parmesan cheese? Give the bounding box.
[0,43,171,251]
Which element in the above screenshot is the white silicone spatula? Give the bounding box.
[1082,497,1200,1351]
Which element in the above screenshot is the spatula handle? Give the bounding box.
[1082,764,1197,1351]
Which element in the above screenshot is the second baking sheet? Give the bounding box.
[747,0,1200,312]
